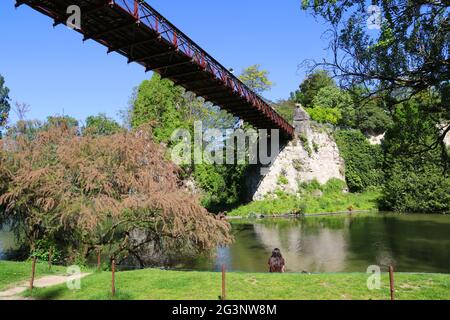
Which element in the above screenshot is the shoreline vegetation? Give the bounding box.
[228,179,380,218]
[0,261,447,300]
[225,209,377,220]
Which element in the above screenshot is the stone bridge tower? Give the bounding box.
[293,103,311,138]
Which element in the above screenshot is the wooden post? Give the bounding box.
[389,265,395,300]
[30,256,36,292]
[97,248,101,272]
[48,247,52,270]
[221,264,226,300]
[111,259,116,297]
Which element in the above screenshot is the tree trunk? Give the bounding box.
[97,248,101,272]
[48,247,52,270]
[111,259,116,297]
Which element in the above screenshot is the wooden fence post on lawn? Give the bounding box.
[389,265,395,300]
[221,264,226,300]
[111,259,116,297]
[30,256,36,292]
[48,247,52,270]
[97,248,101,272]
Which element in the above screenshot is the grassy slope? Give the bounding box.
[228,189,380,217]
[0,260,67,291]
[24,268,450,300]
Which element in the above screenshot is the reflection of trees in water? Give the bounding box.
[0,228,17,260]
[372,241,394,269]
[227,225,271,272]
[252,223,348,272]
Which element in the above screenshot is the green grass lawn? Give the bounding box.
[0,260,67,291]
[22,268,450,300]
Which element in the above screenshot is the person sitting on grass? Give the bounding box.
[268,248,285,273]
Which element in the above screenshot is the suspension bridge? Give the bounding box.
[15,0,295,139]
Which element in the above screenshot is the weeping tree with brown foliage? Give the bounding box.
[0,123,232,265]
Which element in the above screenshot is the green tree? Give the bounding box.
[301,1,449,149]
[354,101,393,135]
[349,86,393,135]
[46,115,79,130]
[131,73,186,143]
[6,119,43,140]
[84,113,122,136]
[307,86,353,125]
[312,86,353,110]
[0,75,11,138]
[239,64,273,95]
[291,70,335,107]
[335,130,384,192]
[381,101,450,213]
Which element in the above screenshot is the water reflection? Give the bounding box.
[253,223,348,272]
[197,213,450,273]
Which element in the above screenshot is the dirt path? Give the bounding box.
[0,273,91,300]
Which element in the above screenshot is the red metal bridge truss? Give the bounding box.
[16,0,295,139]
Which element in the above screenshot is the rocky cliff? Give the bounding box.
[248,105,345,201]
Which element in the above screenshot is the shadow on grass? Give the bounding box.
[24,286,67,300]
[24,287,133,300]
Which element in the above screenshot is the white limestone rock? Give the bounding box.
[252,122,345,200]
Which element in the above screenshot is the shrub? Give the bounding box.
[306,106,342,125]
[381,161,450,213]
[322,178,347,194]
[334,130,384,192]
[277,174,289,185]
[298,179,321,193]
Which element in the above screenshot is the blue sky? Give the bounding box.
[0,0,330,124]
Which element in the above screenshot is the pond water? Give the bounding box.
[1,213,450,273]
[179,213,450,273]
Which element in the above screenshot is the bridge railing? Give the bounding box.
[114,0,294,136]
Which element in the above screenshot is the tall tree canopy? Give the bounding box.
[131,74,186,143]
[45,115,79,130]
[301,0,449,144]
[239,64,273,95]
[308,86,353,125]
[381,99,450,213]
[291,70,335,107]
[84,113,122,136]
[131,74,236,143]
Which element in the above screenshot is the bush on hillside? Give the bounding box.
[334,130,384,192]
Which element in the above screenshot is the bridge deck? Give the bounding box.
[16,0,294,139]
